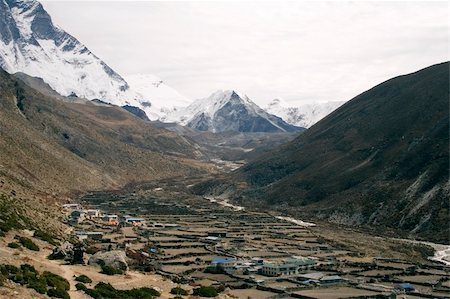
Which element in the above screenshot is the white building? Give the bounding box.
[85,209,101,218]
[261,257,316,277]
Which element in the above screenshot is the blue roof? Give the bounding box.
[399,283,414,289]
[211,258,235,264]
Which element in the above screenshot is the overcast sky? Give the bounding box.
[42,1,448,106]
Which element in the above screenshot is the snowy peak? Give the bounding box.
[164,90,303,133]
[267,97,289,108]
[125,73,191,120]
[0,0,141,106]
[265,98,345,128]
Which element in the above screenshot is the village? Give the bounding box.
[54,186,450,299]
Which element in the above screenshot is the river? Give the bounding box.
[204,196,316,227]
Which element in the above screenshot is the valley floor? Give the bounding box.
[1,175,448,299]
[69,176,449,299]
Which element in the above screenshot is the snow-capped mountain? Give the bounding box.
[0,0,340,129]
[265,98,345,128]
[163,90,302,133]
[124,74,191,120]
[0,0,143,106]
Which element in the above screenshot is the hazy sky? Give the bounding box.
[42,1,448,105]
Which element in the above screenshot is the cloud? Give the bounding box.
[42,1,448,105]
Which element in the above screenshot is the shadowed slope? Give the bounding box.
[218,62,449,243]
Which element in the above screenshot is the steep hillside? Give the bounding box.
[0,69,211,198]
[207,62,449,243]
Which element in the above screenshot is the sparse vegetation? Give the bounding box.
[0,263,69,297]
[34,229,59,246]
[0,195,27,234]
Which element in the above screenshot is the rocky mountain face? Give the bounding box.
[0,0,144,106]
[163,90,304,133]
[197,62,450,243]
[265,98,345,128]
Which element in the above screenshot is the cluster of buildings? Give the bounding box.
[63,203,147,227]
[209,255,318,278]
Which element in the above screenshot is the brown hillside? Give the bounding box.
[0,69,212,198]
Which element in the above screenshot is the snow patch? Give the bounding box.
[265,98,345,128]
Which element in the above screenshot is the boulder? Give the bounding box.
[88,250,128,270]
[49,241,74,260]
[49,242,85,264]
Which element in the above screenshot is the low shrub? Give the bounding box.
[28,278,47,294]
[15,236,39,251]
[42,271,70,291]
[4,264,20,274]
[20,264,37,273]
[192,286,218,297]
[75,274,92,283]
[82,282,160,299]
[7,242,20,249]
[101,265,123,275]
[170,287,188,295]
[126,287,160,298]
[47,287,70,299]
[75,282,87,291]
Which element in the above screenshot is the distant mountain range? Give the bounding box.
[195,62,450,243]
[162,90,303,133]
[0,0,339,133]
[265,98,344,128]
